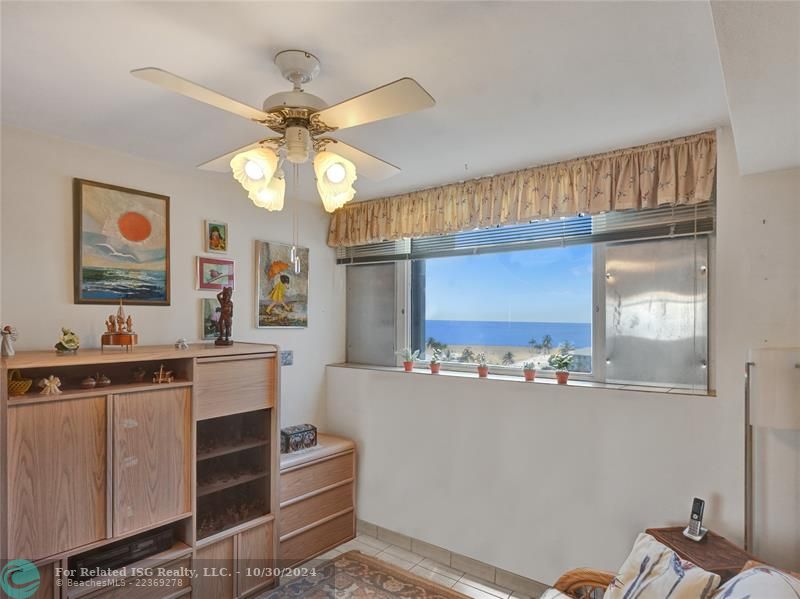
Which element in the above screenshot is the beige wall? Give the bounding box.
[0,125,346,426]
[325,127,800,581]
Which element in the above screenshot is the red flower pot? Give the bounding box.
[556,371,569,385]
[524,369,536,382]
[430,363,441,374]
[478,366,489,378]
[403,361,414,372]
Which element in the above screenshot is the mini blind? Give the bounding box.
[336,201,714,264]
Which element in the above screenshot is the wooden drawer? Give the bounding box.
[279,482,354,537]
[279,511,355,567]
[195,356,275,420]
[280,453,354,503]
[86,557,192,599]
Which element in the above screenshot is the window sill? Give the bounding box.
[327,363,715,397]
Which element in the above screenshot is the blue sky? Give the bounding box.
[424,245,593,323]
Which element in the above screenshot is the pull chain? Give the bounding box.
[292,163,301,274]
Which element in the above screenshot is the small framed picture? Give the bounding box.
[205,220,228,253]
[197,256,235,290]
[201,298,221,340]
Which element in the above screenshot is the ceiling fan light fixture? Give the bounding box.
[230,147,278,191]
[248,169,285,211]
[314,150,357,212]
[285,125,311,164]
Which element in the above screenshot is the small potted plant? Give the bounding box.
[429,349,442,374]
[396,348,420,372]
[476,353,489,378]
[548,351,573,384]
[522,362,536,382]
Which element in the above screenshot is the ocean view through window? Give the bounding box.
[411,245,593,373]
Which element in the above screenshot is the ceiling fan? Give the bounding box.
[131,50,435,212]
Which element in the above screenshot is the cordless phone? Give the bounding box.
[682,497,708,541]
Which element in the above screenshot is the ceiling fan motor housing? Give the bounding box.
[285,125,311,164]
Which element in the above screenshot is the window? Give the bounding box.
[341,204,713,389]
[410,246,593,373]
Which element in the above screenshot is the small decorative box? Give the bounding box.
[281,424,318,454]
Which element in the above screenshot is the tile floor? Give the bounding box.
[306,533,539,599]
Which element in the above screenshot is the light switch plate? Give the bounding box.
[280,350,294,366]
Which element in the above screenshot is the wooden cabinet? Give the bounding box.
[195,355,275,420]
[2,343,279,598]
[279,435,356,567]
[237,521,275,596]
[113,387,192,535]
[7,397,107,559]
[193,536,235,599]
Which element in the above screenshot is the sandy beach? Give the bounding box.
[426,343,590,370]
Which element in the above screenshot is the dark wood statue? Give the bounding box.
[215,286,234,346]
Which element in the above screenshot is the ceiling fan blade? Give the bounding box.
[198,139,281,172]
[322,139,401,181]
[131,67,270,122]
[312,78,434,131]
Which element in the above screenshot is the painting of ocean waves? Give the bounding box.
[81,267,166,301]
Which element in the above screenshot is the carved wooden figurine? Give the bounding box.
[215,286,234,346]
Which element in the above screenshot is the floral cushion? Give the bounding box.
[711,564,800,598]
[603,533,721,599]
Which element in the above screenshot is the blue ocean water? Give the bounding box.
[81,267,167,302]
[425,320,591,348]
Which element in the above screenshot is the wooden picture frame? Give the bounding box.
[196,256,235,291]
[73,178,170,305]
[205,220,228,253]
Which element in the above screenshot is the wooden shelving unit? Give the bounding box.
[1,343,281,599]
[196,409,272,542]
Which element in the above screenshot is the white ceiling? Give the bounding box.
[711,1,800,175]
[2,1,731,201]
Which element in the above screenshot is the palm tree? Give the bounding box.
[460,347,475,363]
[541,334,553,352]
[560,340,576,352]
[427,337,448,351]
[528,338,538,352]
[502,351,515,365]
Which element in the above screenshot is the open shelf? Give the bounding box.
[197,438,269,462]
[64,521,192,599]
[197,471,268,497]
[195,409,271,540]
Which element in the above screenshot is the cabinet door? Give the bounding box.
[194,538,235,599]
[113,387,191,535]
[8,397,107,560]
[238,521,275,597]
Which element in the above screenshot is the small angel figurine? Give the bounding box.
[39,375,62,395]
[1,325,17,357]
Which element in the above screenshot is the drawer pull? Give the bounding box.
[122,456,139,468]
[122,418,139,429]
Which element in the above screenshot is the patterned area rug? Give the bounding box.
[261,550,469,598]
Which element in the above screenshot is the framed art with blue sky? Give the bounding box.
[73,178,170,305]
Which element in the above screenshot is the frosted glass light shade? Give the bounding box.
[231,148,278,192]
[313,151,357,213]
[748,347,800,430]
[249,172,285,211]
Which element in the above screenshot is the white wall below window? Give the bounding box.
[325,126,800,581]
[1,125,346,426]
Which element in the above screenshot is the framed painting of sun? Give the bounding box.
[73,178,170,305]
